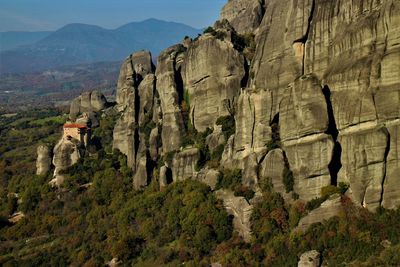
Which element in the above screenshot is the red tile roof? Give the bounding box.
[63,123,88,129]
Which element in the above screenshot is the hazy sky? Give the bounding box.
[0,0,227,32]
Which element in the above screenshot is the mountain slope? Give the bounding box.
[0,31,52,52]
[0,19,201,74]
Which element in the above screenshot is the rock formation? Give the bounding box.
[182,34,245,131]
[215,189,253,242]
[156,45,186,153]
[172,148,199,182]
[116,50,155,110]
[259,148,292,201]
[51,138,81,186]
[70,90,107,119]
[218,0,400,208]
[295,194,342,233]
[36,145,52,176]
[298,250,321,267]
[112,50,157,176]
[32,0,400,252]
[220,0,265,35]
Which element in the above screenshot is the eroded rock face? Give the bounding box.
[242,152,258,189]
[182,35,245,132]
[229,0,400,207]
[301,0,400,208]
[109,0,400,213]
[220,0,265,34]
[279,75,332,200]
[159,165,172,190]
[113,91,136,169]
[259,149,291,201]
[52,139,81,186]
[138,74,156,127]
[172,148,199,182]
[298,250,321,267]
[36,145,52,176]
[215,189,253,242]
[383,122,400,209]
[284,134,334,201]
[195,168,220,190]
[280,75,328,142]
[250,0,314,114]
[206,125,226,152]
[116,51,155,109]
[156,45,186,153]
[338,125,389,211]
[232,89,273,162]
[113,50,156,170]
[70,91,107,119]
[133,156,149,190]
[296,194,342,233]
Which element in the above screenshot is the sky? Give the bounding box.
[0,0,227,32]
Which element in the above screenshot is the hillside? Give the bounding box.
[0,31,52,52]
[0,61,121,112]
[0,19,201,74]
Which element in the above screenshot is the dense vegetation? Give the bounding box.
[0,145,232,265]
[0,109,66,194]
[1,109,400,266]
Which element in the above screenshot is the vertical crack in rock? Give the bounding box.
[241,58,250,88]
[174,64,184,106]
[260,0,266,18]
[270,113,294,193]
[128,57,142,172]
[322,85,342,186]
[380,127,391,206]
[293,0,316,75]
[250,94,256,148]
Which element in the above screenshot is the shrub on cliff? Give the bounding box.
[216,115,235,140]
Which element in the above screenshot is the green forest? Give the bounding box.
[1,109,400,266]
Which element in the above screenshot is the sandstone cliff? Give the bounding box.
[83,0,400,240]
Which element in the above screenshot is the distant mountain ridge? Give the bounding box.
[0,19,201,74]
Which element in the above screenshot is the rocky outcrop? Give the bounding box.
[215,189,253,242]
[338,124,390,211]
[105,0,400,213]
[279,75,333,200]
[36,145,52,176]
[182,35,245,131]
[116,51,155,109]
[51,138,81,186]
[280,75,328,142]
[217,0,400,207]
[195,168,220,190]
[159,165,173,190]
[133,155,149,190]
[206,125,226,152]
[220,0,265,35]
[113,50,156,170]
[70,91,107,119]
[138,74,156,126]
[156,45,186,153]
[113,91,137,169]
[383,122,400,209]
[242,152,258,189]
[295,194,342,233]
[259,148,291,201]
[172,148,199,182]
[231,89,273,162]
[298,250,321,267]
[284,134,333,201]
